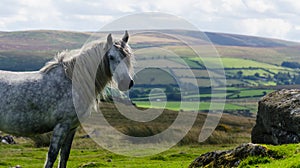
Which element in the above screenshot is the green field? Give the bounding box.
[134,101,247,112]
[0,141,209,168]
[1,138,300,168]
[131,87,273,113]
[239,144,300,168]
[132,50,298,116]
[226,88,274,99]
[191,57,291,73]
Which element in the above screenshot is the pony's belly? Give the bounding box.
[0,111,57,136]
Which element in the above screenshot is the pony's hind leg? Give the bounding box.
[59,128,77,168]
[44,123,70,168]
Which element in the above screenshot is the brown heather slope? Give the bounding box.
[99,102,255,145]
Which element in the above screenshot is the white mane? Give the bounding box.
[40,39,134,97]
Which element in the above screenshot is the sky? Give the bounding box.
[0,0,300,42]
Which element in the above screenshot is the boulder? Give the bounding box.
[189,143,268,168]
[251,89,300,144]
[1,135,16,144]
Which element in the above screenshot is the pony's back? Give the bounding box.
[0,66,74,136]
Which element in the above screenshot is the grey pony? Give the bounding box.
[0,31,134,168]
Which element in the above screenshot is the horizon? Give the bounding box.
[0,28,299,43]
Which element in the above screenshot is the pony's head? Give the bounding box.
[104,31,134,91]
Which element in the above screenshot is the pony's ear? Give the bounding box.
[107,33,113,46]
[122,30,129,43]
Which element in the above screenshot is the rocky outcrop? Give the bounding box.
[251,89,300,145]
[0,135,16,144]
[189,143,268,168]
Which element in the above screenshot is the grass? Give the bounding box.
[133,101,247,112]
[191,57,290,73]
[0,134,238,168]
[3,138,300,168]
[187,88,273,99]
[0,140,192,168]
[239,144,300,168]
[132,87,272,113]
[133,68,177,85]
[215,45,300,65]
[133,52,298,89]
[227,89,273,99]
[185,92,228,99]
[0,139,237,168]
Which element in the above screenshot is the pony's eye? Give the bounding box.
[109,56,115,61]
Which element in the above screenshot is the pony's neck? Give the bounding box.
[95,50,112,95]
[39,41,113,100]
[69,43,112,95]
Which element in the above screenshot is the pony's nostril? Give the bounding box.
[129,80,134,89]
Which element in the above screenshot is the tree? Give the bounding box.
[294,74,300,84]
[274,72,290,85]
[281,61,300,69]
[165,85,181,101]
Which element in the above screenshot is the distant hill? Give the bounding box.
[0,29,299,72]
[0,30,90,51]
[0,30,90,71]
[205,32,298,47]
[159,30,298,47]
[1,29,298,52]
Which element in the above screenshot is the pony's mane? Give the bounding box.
[39,39,134,98]
[40,41,106,76]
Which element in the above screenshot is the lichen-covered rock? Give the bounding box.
[251,89,300,145]
[189,143,268,168]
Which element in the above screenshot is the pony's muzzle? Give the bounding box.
[118,79,134,91]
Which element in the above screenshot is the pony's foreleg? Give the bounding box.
[59,128,77,168]
[44,123,70,168]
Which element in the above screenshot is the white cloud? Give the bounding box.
[239,18,292,39]
[0,0,299,41]
[277,0,300,14]
[0,15,27,29]
[221,0,246,12]
[242,0,276,13]
[0,0,63,30]
[295,26,300,30]
[193,0,218,14]
[74,15,113,22]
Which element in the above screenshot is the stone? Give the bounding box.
[251,89,300,145]
[189,143,268,168]
[1,135,16,144]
